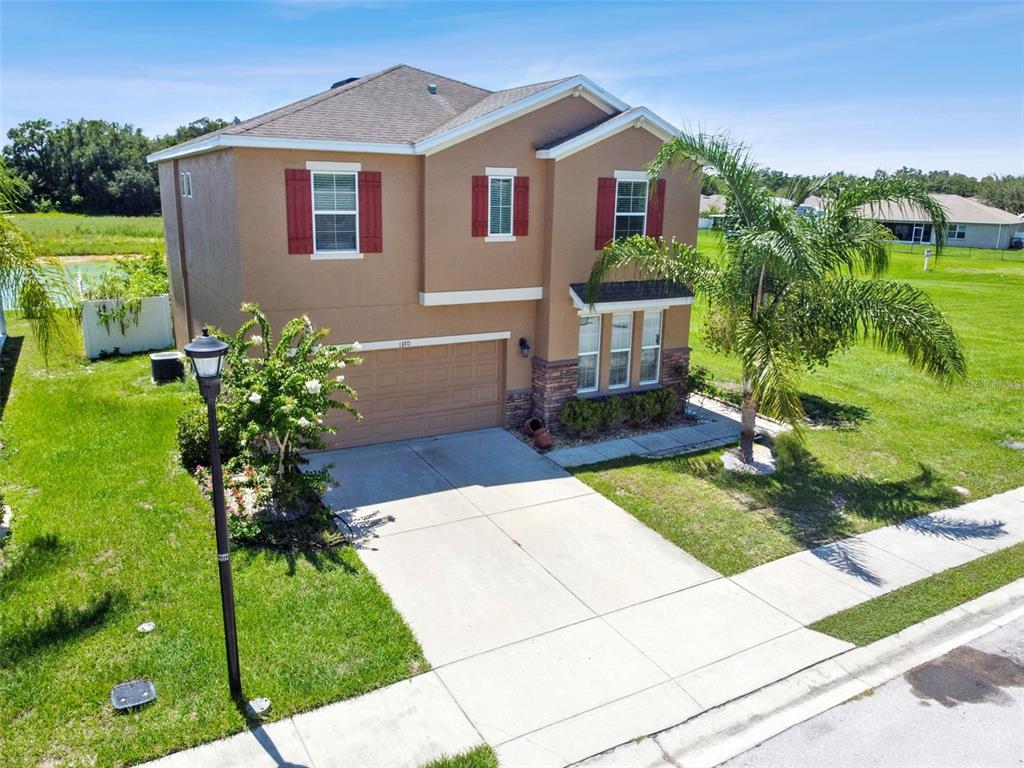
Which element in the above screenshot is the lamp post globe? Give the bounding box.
[183,326,241,698]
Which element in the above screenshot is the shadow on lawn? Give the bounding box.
[801,393,871,430]
[692,438,964,549]
[234,542,358,578]
[0,533,70,588]
[0,334,24,420]
[1,589,126,667]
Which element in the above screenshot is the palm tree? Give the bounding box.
[0,160,73,357]
[587,133,966,463]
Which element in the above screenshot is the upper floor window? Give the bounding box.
[180,171,192,198]
[489,176,513,236]
[948,223,967,240]
[313,171,358,253]
[615,179,647,239]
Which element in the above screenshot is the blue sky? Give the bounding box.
[2,1,1022,176]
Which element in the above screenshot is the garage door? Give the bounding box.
[325,339,504,448]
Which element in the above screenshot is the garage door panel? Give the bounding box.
[324,340,504,448]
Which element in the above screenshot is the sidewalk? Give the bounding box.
[546,395,787,469]
[147,473,1023,768]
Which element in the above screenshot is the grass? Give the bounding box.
[810,542,1024,645]
[0,318,426,767]
[575,238,1024,575]
[422,745,499,768]
[10,212,164,256]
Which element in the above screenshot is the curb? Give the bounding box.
[576,579,1024,768]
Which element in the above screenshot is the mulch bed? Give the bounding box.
[509,408,704,453]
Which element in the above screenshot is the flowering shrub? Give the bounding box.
[220,302,361,479]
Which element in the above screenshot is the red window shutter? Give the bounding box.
[594,177,616,250]
[471,175,488,236]
[513,176,529,236]
[285,168,313,254]
[358,171,382,253]
[646,179,666,238]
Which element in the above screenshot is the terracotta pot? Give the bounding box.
[523,416,546,436]
[533,427,553,450]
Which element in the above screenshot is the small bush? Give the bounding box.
[772,430,807,470]
[625,391,661,426]
[600,396,627,429]
[176,403,241,470]
[560,398,602,435]
[650,387,679,422]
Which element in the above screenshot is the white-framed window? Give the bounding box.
[180,171,192,198]
[608,312,632,389]
[948,223,967,240]
[312,171,359,253]
[488,176,513,236]
[639,310,662,385]
[577,315,601,393]
[614,179,648,240]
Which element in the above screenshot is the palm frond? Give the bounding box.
[585,236,717,306]
[735,312,804,425]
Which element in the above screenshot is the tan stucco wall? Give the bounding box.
[422,95,608,293]
[158,151,242,344]
[537,127,700,362]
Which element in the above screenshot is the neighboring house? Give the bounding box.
[698,194,726,229]
[861,193,1022,250]
[148,65,698,448]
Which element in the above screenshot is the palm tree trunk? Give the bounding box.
[740,377,756,463]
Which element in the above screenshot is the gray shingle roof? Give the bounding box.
[164,65,575,154]
[859,193,1020,225]
[570,280,693,305]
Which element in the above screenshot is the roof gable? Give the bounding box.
[534,107,678,160]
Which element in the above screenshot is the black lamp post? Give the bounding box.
[183,327,241,698]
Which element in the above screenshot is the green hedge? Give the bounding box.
[560,388,679,435]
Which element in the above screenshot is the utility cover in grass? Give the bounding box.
[721,443,776,474]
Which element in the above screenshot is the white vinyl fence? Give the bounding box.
[81,294,174,359]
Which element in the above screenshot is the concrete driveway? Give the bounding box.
[304,429,851,763]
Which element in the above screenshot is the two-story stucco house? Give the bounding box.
[148,65,698,448]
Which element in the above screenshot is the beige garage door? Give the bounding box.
[325,339,504,448]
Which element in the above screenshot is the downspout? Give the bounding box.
[172,158,195,340]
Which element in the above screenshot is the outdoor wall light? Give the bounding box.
[519,337,530,358]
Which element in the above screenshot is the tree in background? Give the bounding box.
[151,117,230,150]
[587,133,966,463]
[0,159,73,355]
[978,175,1024,215]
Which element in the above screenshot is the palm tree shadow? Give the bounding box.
[0,335,24,421]
[0,590,126,667]
[234,542,357,578]
[801,393,870,430]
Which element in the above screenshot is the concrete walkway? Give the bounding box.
[546,396,787,469]
[148,430,1023,768]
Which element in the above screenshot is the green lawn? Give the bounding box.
[10,212,164,256]
[576,241,1024,575]
[423,745,499,768]
[0,319,426,766]
[810,542,1024,645]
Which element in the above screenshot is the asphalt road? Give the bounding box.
[724,616,1024,768]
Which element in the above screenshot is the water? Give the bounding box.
[1,259,113,310]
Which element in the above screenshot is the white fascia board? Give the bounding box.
[569,287,693,313]
[306,160,361,172]
[413,75,629,157]
[350,330,512,352]
[536,107,679,160]
[146,134,416,163]
[419,287,542,306]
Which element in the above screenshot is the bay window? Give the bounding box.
[312,171,358,253]
[577,315,601,393]
[608,312,632,388]
[639,310,662,384]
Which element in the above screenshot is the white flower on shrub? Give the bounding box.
[351,341,362,351]
[297,416,311,428]
[249,334,263,345]
[305,379,322,394]
[281,402,293,413]
[337,360,346,368]
[248,392,262,404]
[335,374,345,383]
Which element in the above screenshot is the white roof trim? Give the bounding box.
[148,75,631,164]
[419,287,542,306]
[569,286,693,314]
[147,134,415,163]
[415,75,628,157]
[536,107,678,160]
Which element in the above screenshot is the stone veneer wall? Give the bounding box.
[505,388,533,430]
[661,347,692,402]
[531,357,579,427]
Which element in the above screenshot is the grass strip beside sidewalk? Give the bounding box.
[810,542,1024,646]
